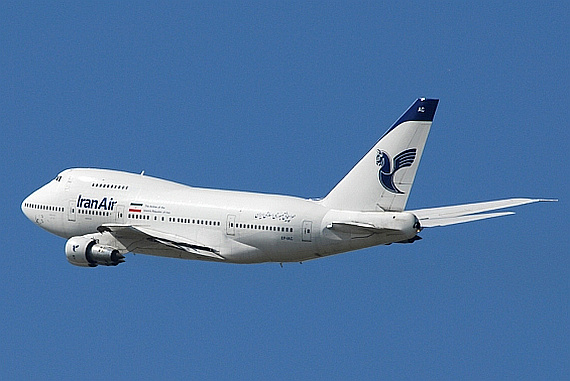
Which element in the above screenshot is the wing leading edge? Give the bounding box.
[409,198,557,228]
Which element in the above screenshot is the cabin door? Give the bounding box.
[68,200,76,221]
[302,221,312,242]
[115,205,125,223]
[226,214,236,236]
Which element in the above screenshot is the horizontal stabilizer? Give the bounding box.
[326,221,398,234]
[419,212,514,227]
[410,198,556,228]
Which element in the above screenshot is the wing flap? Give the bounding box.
[98,224,225,260]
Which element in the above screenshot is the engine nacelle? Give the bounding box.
[65,236,125,267]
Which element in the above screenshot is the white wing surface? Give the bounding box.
[409,198,557,228]
[98,224,225,260]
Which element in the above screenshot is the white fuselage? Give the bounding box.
[22,168,418,264]
[21,100,551,267]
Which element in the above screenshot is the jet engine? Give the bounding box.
[65,236,125,267]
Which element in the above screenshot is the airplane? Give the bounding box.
[21,98,555,267]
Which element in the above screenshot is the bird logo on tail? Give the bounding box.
[376,148,417,194]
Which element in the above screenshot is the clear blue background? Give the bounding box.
[1,2,568,379]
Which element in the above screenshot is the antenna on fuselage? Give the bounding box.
[140,170,145,176]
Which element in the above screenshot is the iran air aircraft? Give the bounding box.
[22,99,554,267]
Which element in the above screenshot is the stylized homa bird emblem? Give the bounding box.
[375,148,417,194]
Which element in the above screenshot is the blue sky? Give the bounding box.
[1,2,568,379]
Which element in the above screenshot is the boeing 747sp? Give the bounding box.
[22,99,555,267]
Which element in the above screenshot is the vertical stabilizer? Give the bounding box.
[321,98,439,212]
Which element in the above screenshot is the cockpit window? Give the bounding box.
[54,175,62,182]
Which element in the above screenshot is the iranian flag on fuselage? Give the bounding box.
[129,203,143,213]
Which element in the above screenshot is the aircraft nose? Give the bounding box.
[22,182,70,238]
[21,186,50,223]
[21,193,35,222]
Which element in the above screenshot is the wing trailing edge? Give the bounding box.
[409,198,557,228]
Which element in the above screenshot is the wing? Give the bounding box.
[393,148,417,171]
[98,224,225,261]
[409,198,556,227]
